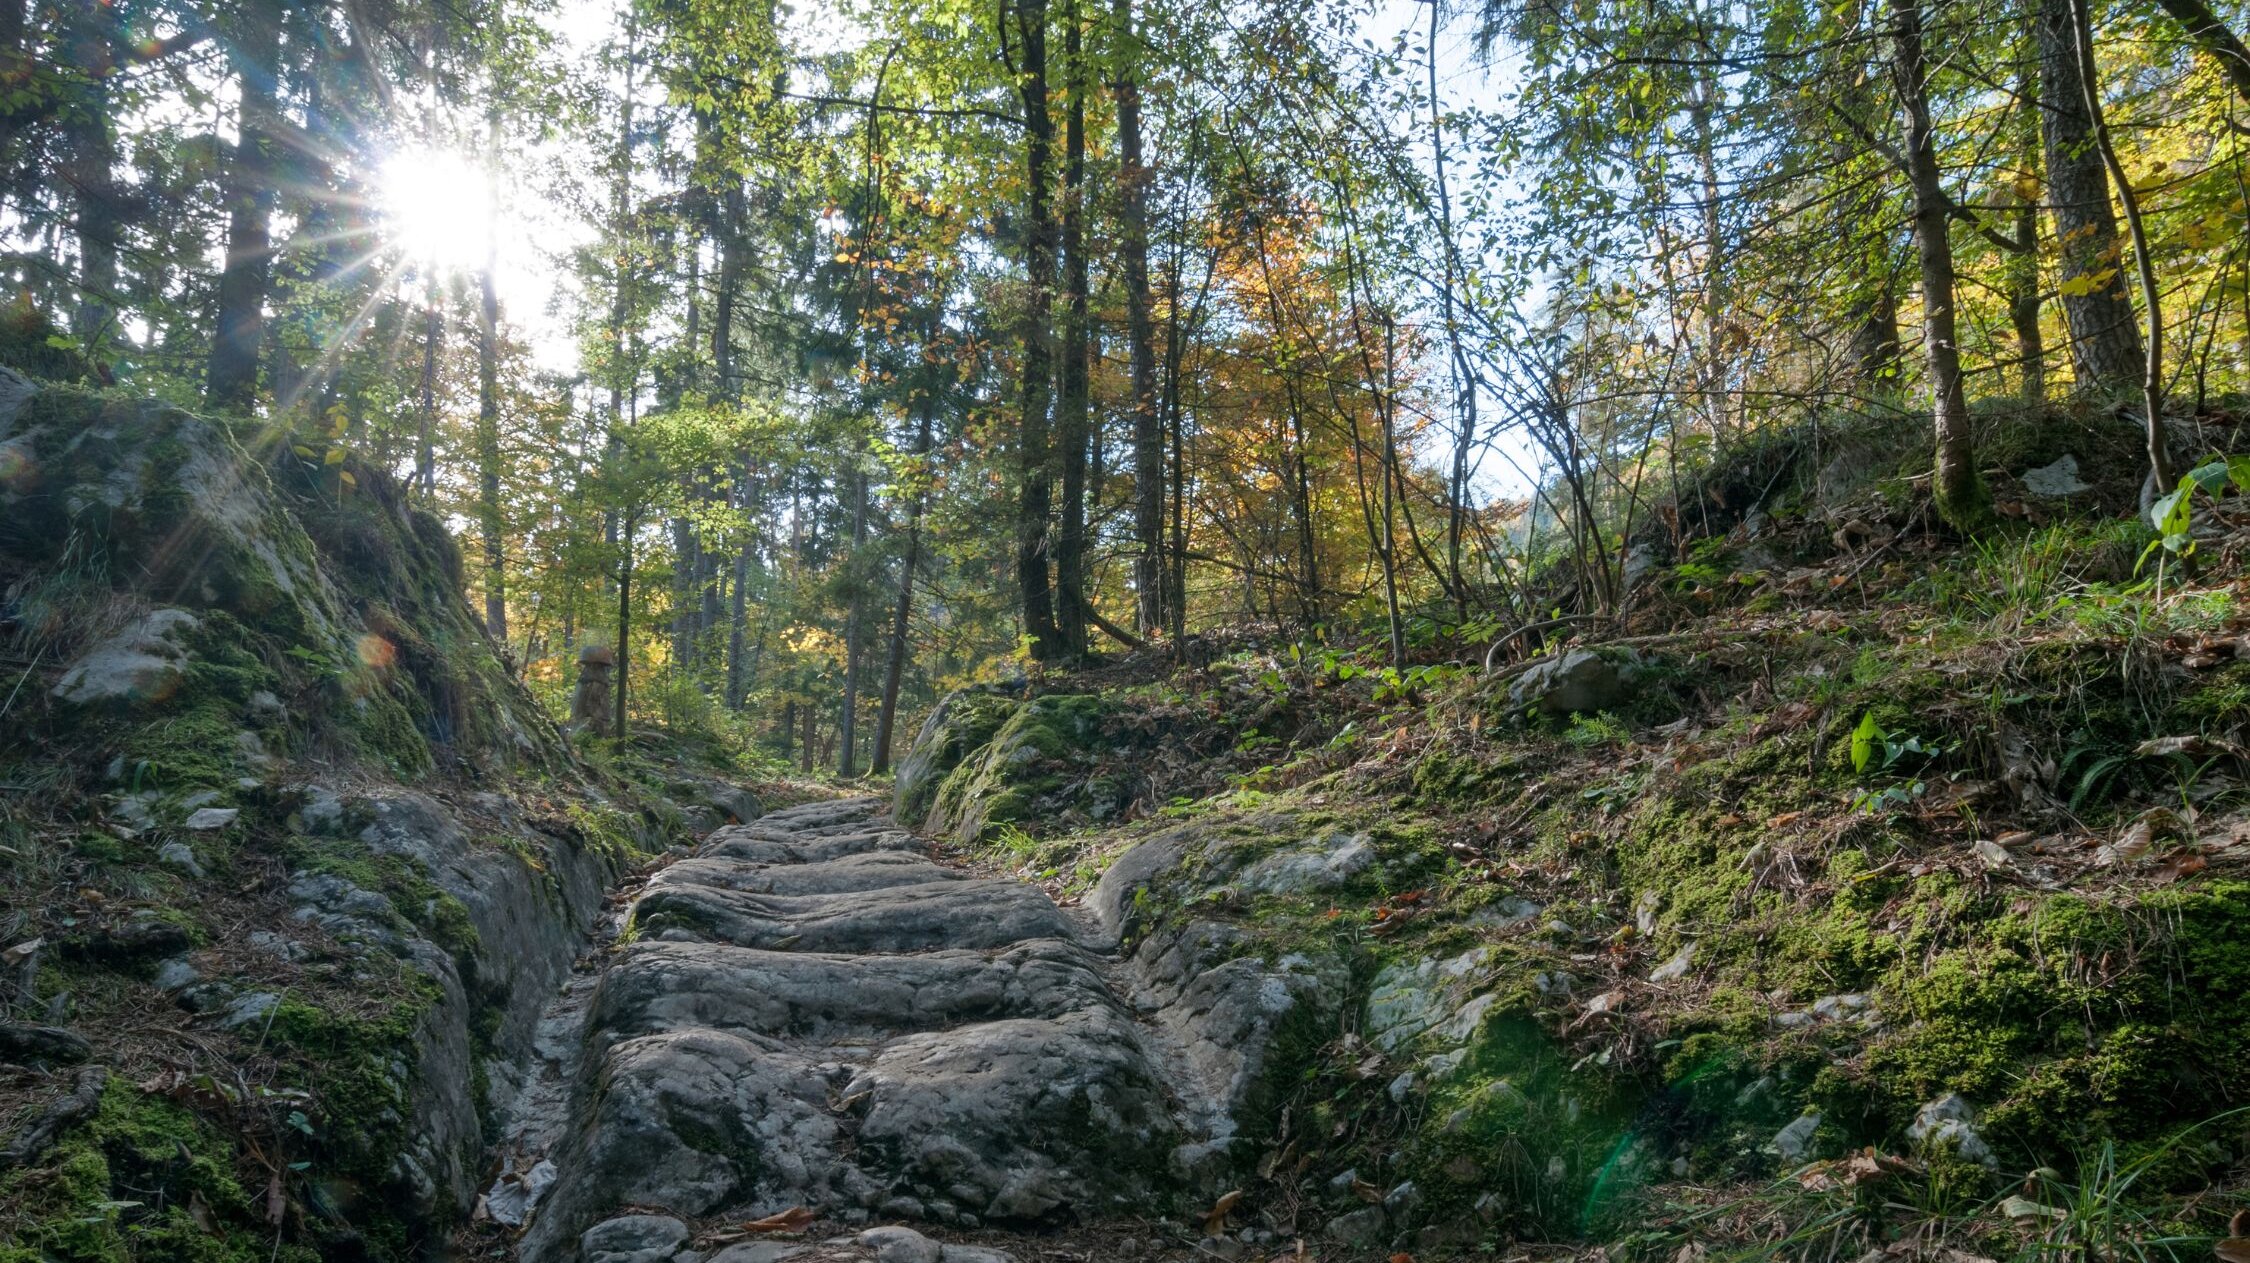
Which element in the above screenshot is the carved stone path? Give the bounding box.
[515,797,1186,1263]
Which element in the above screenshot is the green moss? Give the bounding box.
[0,1078,318,1263]
[284,838,480,963]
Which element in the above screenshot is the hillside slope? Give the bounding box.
[892,412,2250,1259]
[0,371,725,1261]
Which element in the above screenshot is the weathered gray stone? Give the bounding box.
[2021,454,2091,497]
[183,807,239,831]
[1771,1112,1821,1164]
[858,1225,942,1263]
[632,878,1078,954]
[1507,648,1642,717]
[1909,1094,1995,1167]
[580,1214,690,1263]
[157,840,204,877]
[1326,1207,1387,1246]
[1231,830,1374,896]
[50,609,199,707]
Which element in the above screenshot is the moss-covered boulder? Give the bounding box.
[919,693,1135,843]
[892,688,1020,828]
[0,369,569,781]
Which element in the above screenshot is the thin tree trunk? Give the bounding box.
[477,114,507,640]
[205,0,281,413]
[615,515,636,741]
[2067,0,2174,489]
[837,463,869,777]
[1055,0,1091,661]
[873,385,935,776]
[1893,0,1989,531]
[1428,0,1474,617]
[2008,42,2048,404]
[1011,0,1062,661]
[62,0,118,350]
[2038,0,2144,392]
[1115,0,1162,637]
[417,277,440,497]
[2149,0,2250,106]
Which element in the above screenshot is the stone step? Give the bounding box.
[586,939,1116,1047]
[632,879,1078,954]
[648,852,963,897]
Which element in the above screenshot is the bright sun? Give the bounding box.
[378,149,495,273]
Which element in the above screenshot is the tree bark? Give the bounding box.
[2149,0,2250,106]
[615,515,636,741]
[1011,0,1062,661]
[476,116,507,641]
[205,0,282,413]
[837,461,869,777]
[1893,0,1990,531]
[1054,0,1091,661]
[61,0,119,350]
[2037,0,2144,393]
[873,384,935,775]
[1114,0,1162,637]
[2008,43,2047,402]
[2066,0,2174,489]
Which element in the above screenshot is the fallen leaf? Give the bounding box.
[265,1171,286,1225]
[2215,1241,2250,1263]
[2,936,43,965]
[739,1207,815,1234]
[1389,1254,1415,1263]
[1197,1188,1244,1236]
[2153,854,2208,885]
[1973,839,2013,869]
[1352,1175,1383,1204]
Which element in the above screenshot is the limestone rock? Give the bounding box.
[1327,1206,1387,1246]
[580,1214,690,1263]
[1507,648,1642,717]
[1909,1094,1995,1167]
[156,841,204,877]
[1231,830,1374,895]
[50,608,199,707]
[1771,1112,1821,1164]
[2021,454,2091,497]
[858,1226,942,1263]
[183,806,239,830]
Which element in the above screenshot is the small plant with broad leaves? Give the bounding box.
[1848,710,1944,814]
[2139,455,2250,592]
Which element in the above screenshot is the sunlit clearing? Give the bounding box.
[378,149,494,272]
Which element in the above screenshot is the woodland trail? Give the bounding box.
[505,796,1202,1263]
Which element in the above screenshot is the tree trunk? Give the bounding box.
[1054,0,1091,661]
[2149,0,2250,106]
[477,116,507,641]
[61,0,118,350]
[615,516,636,741]
[1013,0,1062,662]
[1893,0,1989,532]
[873,388,935,776]
[2037,0,2143,393]
[2008,46,2047,402]
[837,463,869,777]
[1114,0,1162,637]
[2066,0,2174,489]
[417,277,441,498]
[205,0,281,413]
[1847,285,1900,387]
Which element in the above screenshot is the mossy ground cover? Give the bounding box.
[910,472,2250,1256]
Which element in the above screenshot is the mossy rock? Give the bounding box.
[924,694,1132,843]
[0,1077,320,1263]
[892,689,1021,827]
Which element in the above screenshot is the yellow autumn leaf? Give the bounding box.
[323,448,347,465]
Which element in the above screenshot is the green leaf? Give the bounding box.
[1850,711,1880,774]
